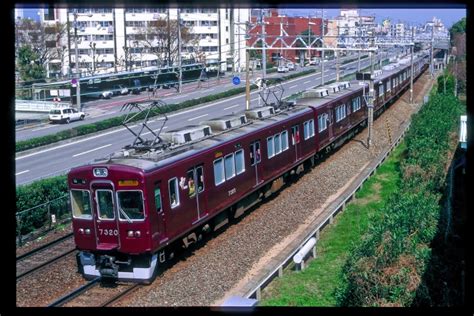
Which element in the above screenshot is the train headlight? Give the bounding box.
[134,230,141,237]
[85,228,91,235]
[79,228,84,234]
[127,230,134,237]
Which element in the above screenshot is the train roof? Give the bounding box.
[87,54,428,173]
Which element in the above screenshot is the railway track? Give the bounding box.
[16,233,76,280]
[48,278,141,307]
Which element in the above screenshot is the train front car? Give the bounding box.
[69,164,157,283]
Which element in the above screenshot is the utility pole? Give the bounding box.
[320,9,325,86]
[218,9,222,84]
[260,9,267,80]
[167,9,171,67]
[367,32,375,149]
[430,24,434,78]
[73,10,81,111]
[410,26,414,103]
[245,49,250,110]
[336,50,340,82]
[177,8,182,93]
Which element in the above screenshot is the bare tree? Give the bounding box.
[135,18,198,67]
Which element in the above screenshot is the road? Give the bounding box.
[15,53,365,142]
[16,53,390,185]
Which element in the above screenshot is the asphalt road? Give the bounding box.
[15,53,390,185]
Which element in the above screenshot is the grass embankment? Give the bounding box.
[260,142,406,306]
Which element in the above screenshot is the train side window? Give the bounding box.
[213,158,225,186]
[291,125,300,145]
[168,177,180,208]
[318,113,328,132]
[274,133,281,154]
[281,131,289,151]
[154,186,162,213]
[71,189,92,219]
[235,149,245,175]
[224,153,236,180]
[186,169,196,198]
[250,142,261,166]
[196,166,204,193]
[267,136,274,158]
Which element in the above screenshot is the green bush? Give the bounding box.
[337,92,463,306]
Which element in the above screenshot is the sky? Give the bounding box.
[282,8,466,28]
[19,7,466,28]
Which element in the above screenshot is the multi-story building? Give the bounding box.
[31,7,250,77]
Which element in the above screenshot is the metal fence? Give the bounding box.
[16,100,71,113]
[16,194,71,246]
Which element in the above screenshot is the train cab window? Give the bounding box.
[71,190,92,219]
[235,149,245,175]
[96,190,114,220]
[213,158,225,186]
[224,153,236,180]
[281,131,289,151]
[169,178,180,208]
[154,187,162,213]
[318,113,328,132]
[267,136,275,158]
[117,191,145,220]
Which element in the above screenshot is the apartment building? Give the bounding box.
[35,7,250,77]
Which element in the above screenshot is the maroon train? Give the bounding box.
[68,53,429,282]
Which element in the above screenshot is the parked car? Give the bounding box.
[131,79,141,94]
[308,58,320,66]
[287,62,295,71]
[99,90,113,99]
[112,84,129,95]
[49,107,85,124]
[277,65,289,73]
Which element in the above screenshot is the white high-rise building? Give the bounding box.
[29,7,251,77]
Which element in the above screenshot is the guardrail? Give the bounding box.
[243,120,412,301]
[16,100,70,113]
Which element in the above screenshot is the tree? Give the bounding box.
[16,45,45,81]
[135,17,198,67]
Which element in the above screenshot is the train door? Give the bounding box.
[328,110,334,140]
[151,182,167,244]
[250,141,263,186]
[291,125,301,162]
[91,182,120,251]
[186,165,208,224]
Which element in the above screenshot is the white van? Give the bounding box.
[49,107,85,124]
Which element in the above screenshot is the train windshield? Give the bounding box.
[71,190,92,219]
[117,191,145,221]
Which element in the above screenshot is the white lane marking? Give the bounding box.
[142,126,168,136]
[15,125,135,161]
[188,114,208,122]
[289,85,298,89]
[31,125,57,132]
[224,104,241,110]
[304,80,312,84]
[72,144,112,157]
[251,98,259,102]
[15,170,30,176]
